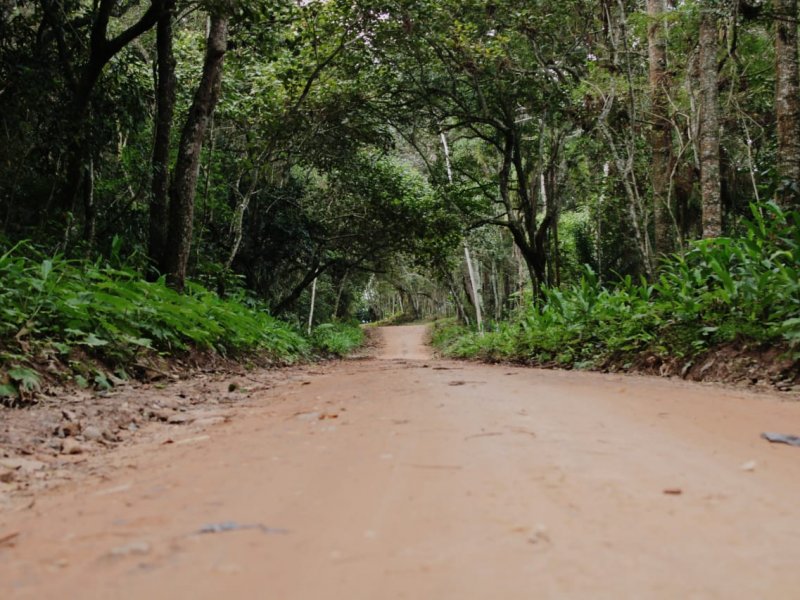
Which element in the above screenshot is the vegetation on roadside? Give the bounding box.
[0,240,368,404]
[2,1,800,399]
[433,205,800,375]
[311,322,365,357]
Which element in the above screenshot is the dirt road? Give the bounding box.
[2,325,800,599]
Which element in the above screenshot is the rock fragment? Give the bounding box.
[60,438,84,455]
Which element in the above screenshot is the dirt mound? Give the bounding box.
[617,342,799,393]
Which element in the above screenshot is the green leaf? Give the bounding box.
[94,372,112,390]
[7,367,41,392]
[82,333,109,347]
[52,342,71,354]
[40,259,52,282]
[0,383,18,398]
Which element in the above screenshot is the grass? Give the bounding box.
[433,203,800,369]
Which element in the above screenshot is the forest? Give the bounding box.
[1,0,799,401]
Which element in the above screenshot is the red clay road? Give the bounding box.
[1,325,800,599]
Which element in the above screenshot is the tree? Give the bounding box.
[148,0,178,274]
[647,0,675,254]
[774,0,800,208]
[357,0,594,296]
[163,13,229,291]
[699,6,722,238]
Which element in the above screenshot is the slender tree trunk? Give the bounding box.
[647,0,674,254]
[225,173,259,269]
[774,0,800,208]
[307,278,317,335]
[163,14,228,291]
[699,9,722,238]
[149,3,176,273]
[490,260,500,321]
[463,244,483,332]
[333,270,349,319]
[82,158,95,248]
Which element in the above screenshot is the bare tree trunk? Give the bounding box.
[490,260,500,321]
[82,158,95,249]
[333,270,348,319]
[307,278,317,335]
[163,14,228,291]
[699,9,722,238]
[463,244,483,332]
[225,173,259,269]
[149,3,176,273]
[647,0,675,254]
[774,0,800,208]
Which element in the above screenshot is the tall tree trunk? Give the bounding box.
[333,270,349,319]
[163,14,229,291]
[307,278,317,335]
[149,3,177,274]
[699,9,722,238]
[463,243,483,333]
[774,0,800,208]
[225,171,260,269]
[82,158,96,249]
[647,0,675,255]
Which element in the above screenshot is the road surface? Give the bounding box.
[2,325,800,599]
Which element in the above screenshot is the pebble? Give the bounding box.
[741,460,757,472]
[82,425,104,442]
[167,414,192,425]
[529,523,550,544]
[60,438,85,455]
[150,409,173,421]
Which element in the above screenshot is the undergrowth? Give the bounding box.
[0,241,363,404]
[433,203,800,370]
[311,322,365,356]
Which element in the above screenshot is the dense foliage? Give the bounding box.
[1,0,799,394]
[433,205,800,368]
[0,239,364,403]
